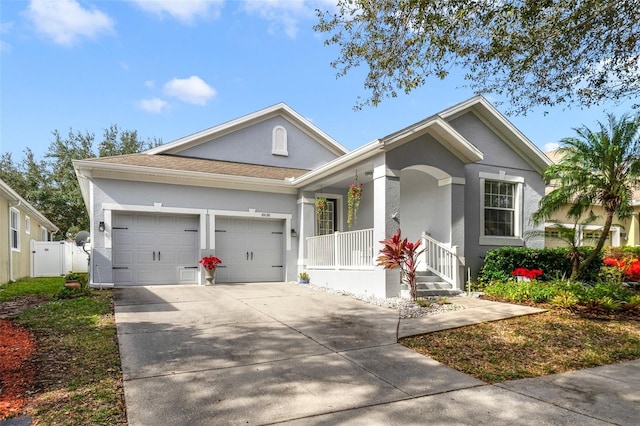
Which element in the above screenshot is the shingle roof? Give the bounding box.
[83,153,310,180]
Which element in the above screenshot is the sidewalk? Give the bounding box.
[399,295,546,338]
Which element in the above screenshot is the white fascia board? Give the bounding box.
[145,103,348,157]
[74,160,297,194]
[0,179,59,232]
[73,160,92,212]
[439,96,552,173]
[291,139,383,187]
[381,116,483,163]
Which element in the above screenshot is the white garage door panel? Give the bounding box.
[112,213,199,286]
[215,218,284,283]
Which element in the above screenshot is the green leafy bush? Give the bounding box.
[478,247,602,285]
[551,290,579,308]
[484,278,637,310]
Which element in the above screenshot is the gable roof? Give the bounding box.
[145,103,348,157]
[439,96,552,173]
[0,178,58,232]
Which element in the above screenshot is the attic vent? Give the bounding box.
[272,125,288,156]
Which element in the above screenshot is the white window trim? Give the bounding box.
[272,125,288,156]
[314,192,344,234]
[25,215,31,234]
[40,226,48,241]
[10,207,20,251]
[479,171,524,246]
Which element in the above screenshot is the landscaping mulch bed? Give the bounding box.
[0,319,37,420]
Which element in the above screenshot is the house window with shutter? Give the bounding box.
[272,126,288,156]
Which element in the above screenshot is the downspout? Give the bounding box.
[8,200,21,282]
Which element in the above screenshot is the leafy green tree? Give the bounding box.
[2,126,160,240]
[315,0,640,113]
[532,113,640,280]
[45,129,97,239]
[0,152,27,195]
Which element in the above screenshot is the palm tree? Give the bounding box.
[533,113,640,281]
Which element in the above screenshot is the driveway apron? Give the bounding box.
[114,283,481,425]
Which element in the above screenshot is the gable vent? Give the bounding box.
[272,125,288,156]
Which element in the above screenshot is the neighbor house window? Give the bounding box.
[479,172,523,245]
[272,125,288,156]
[40,226,48,241]
[10,208,20,251]
[25,216,30,234]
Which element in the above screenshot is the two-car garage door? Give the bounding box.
[111,213,284,285]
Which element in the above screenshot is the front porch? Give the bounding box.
[304,228,463,298]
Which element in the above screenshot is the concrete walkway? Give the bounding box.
[114,283,639,425]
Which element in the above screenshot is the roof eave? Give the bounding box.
[73,160,298,194]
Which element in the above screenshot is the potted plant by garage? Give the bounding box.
[199,255,222,285]
[64,272,84,289]
[299,272,310,284]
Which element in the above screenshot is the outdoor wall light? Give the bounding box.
[291,229,298,237]
[99,221,105,232]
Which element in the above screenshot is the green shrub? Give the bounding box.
[478,247,602,284]
[580,282,634,303]
[551,290,580,308]
[625,295,640,310]
[595,296,623,312]
[484,280,562,303]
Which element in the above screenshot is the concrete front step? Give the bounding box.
[415,282,461,297]
[414,271,462,296]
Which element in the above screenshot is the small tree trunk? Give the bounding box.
[576,211,614,279]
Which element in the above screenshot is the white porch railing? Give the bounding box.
[306,228,375,269]
[422,232,460,288]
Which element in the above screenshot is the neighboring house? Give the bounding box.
[0,178,59,283]
[74,96,550,298]
[543,150,638,248]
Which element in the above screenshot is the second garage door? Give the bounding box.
[214,218,284,283]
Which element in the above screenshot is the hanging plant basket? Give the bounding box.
[316,197,327,225]
[347,183,363,230]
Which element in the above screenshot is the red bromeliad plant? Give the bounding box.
[199,256,222,270]
[511,267,544,280]
[603,257,640,281]
[377,229,425,301]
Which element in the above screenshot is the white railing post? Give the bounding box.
[334,231,340,270]
[421,232,460,288]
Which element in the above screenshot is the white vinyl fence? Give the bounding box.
[31,241,89,277]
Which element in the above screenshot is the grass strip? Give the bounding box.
[401,309,640,383]
[12,279,126,425]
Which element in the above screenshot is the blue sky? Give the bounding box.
[1,0,636,162]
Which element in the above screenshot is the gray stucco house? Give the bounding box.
[74,96,551,298]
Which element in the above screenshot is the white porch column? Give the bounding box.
[449,180,466,289]
[297,192,316,269]
[373,155,402,297]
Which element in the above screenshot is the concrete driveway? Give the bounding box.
[114,283,639,425]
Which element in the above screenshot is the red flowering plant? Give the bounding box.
[511,267,544,280]
[603,257,640,282]
[199,256,222,270]
[377,229,425,301]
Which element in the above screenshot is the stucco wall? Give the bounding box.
[177,116,340,170]
[449,112,546,278]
